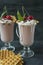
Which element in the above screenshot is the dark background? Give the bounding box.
[0,1,43,65]
[0,0,43,41]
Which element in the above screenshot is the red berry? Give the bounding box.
[6,15,12,20]
[27,15,34,20]
[24,16,34,21]
[3,16,6,18]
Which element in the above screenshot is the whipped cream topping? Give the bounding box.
[18,20,37,26]
[0,18,12,23]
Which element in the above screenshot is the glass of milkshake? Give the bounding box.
[0,15,15,51]
[16,15,39,58]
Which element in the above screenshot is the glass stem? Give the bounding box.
[4,42,11,47]
[23,46,30,53]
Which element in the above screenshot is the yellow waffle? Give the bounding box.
[0,59,3,65]
[0,50,15,60]
[0,50,23,65]
[2,55,23,65]
[11,15,17,22]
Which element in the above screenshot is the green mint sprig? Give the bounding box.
[17,10,24,21]
[22,6,26,17]
[0,6,7,19]
[17,6,29,21]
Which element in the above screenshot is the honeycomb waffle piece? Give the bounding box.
[0,59,3,65]
[0,50,15,60]
[11,15,17,22]
[0,50,23,65]
[17,61,23,65]
[2,53,23,65]
[11,15,20,23]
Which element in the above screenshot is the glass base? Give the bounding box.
[1,45,15,51]
[19,47,34,58]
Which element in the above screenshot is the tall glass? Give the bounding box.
[16,23,36,58]
[0,22,15,51]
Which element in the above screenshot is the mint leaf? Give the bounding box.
[1,11,7,18]
[17,10,24,21]
[22,6,26,17]
[0,6,7,19]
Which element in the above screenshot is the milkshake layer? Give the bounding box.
[18,20,36,46]
[0,19,14,43]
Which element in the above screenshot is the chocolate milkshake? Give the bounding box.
[0,6,16,51]
[18,20,37,46]
[17,9,39,57]
[0,19,14,43]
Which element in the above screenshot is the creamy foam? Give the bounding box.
[0,19,12,24]
[18,20,37,26]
